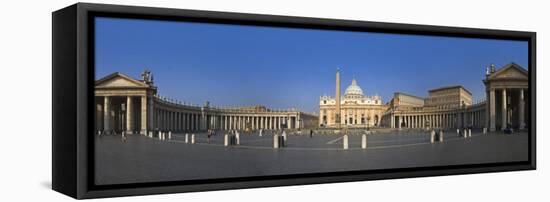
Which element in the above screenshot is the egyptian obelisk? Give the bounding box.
[335,68,341,128]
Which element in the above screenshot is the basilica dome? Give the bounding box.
[344,79,364,97]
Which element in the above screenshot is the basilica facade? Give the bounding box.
[319,70,387,128]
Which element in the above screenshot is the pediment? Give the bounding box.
[95,72,149,88]
[488,63,528,81]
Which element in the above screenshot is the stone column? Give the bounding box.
[236,116,239,130]
[191,114,195,131]
[140,96,147,133]
[157,109,160,130]
[440,114,442,128]
[223,116,227,130]
[159,110,163,130]
[501,89,507,131]
[228,116,232,130]
[197,114,200,131]
[296,115,300,129]
[166,111,170,131]
[470,112,475,127]
[398,116,402,129]
[164,110,167,130]
[184,113,187,131]
[178,112,184,131]
[490,89,496,131]
[239,116,242,130]
[519,89,525,129]
[235,116,239,130]
[251,116,255,130]
[170,111,174,131]
[280,116,283,129]
[287,117,291,129]
[242,116,245,130]
[103,96,111,132]
[126,97,133,134]
[183,113,187,130]
[147,97,154,132]
[191,113,195,131]
[167,111,171,131]
[485,91,490,130]
[442,114,445,128]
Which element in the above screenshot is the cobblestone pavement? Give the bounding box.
[95,129,529,185]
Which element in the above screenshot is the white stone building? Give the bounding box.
[319,74,387,128]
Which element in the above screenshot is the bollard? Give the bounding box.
[148,131,152,138]
[191,134,195,144]
[158,131,162,140]
[463,129,467,138]
[468,129,472,137]
[282,131,287,142]
[361,134,367,149]
[168,131,172,140]
[483,127,487,134]
[431,130,435,143]
[273,134,279,148]
[440,131,444,142]
[224,134,229,146]
[185,133,189,143]
[236,132,240,145]
[343,135,349,150]
[457,129,460,136]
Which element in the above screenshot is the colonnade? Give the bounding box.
[382,105,486,129]
[97,95,149,134]
[153,107,300,132]
[487,88,527,131]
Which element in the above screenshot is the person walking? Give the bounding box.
[309,129,313,138]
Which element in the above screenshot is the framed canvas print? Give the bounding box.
[52,3,536,199]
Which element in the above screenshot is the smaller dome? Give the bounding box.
[344,79,364,97]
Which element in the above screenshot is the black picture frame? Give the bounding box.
[52,2,536,199]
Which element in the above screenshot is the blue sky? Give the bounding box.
[95,17,528,113]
